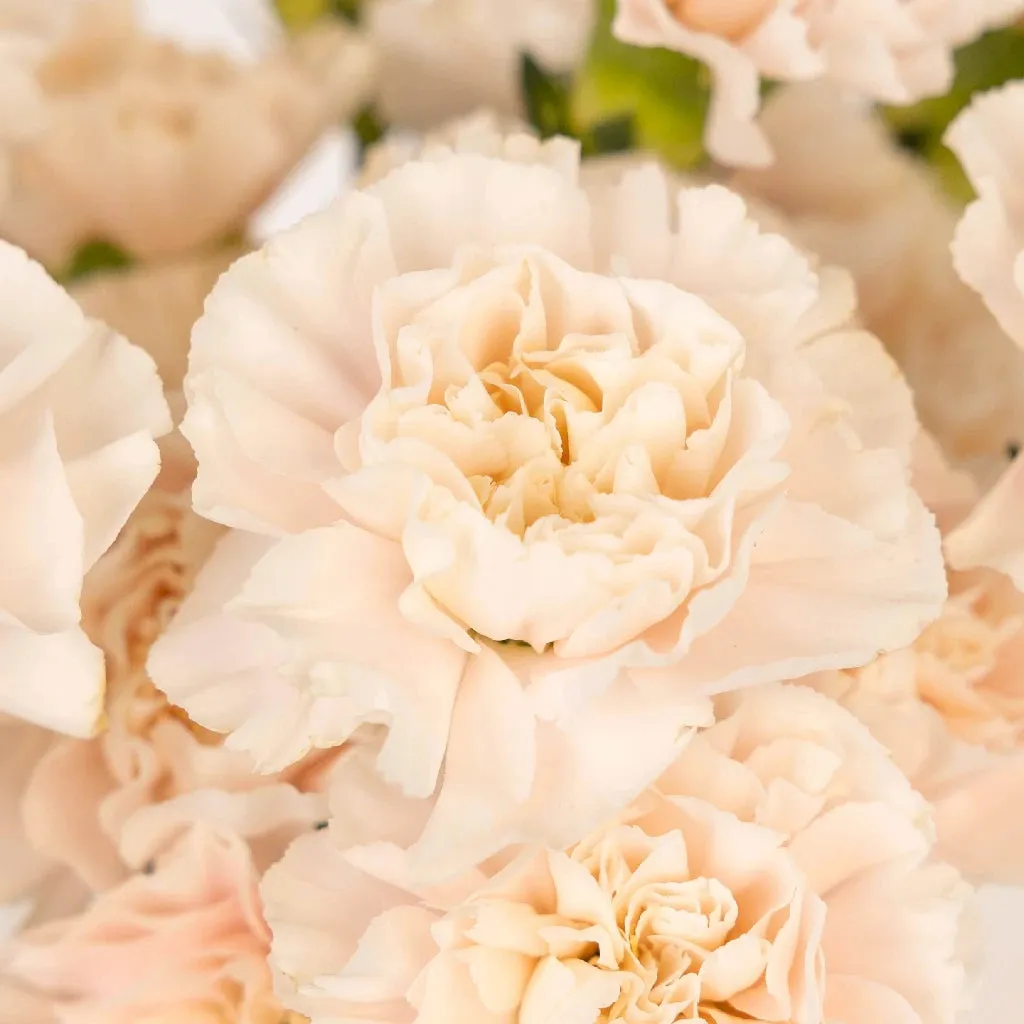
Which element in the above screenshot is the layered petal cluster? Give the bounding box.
[5,828,290,1024]
[0,240,170,737]
[263,685,968,1024]
[802,454,1024,884]
[807,566,1024,885]
[613,0,1024,166]
[946,82,1024,351]
[733,83,1024,486]
[0,0,375,265]
[368,0,594,128]
[15,453,334,897]
[150,128,945,878]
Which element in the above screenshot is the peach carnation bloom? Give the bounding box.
[5,827,291,1024]
[16,441,336,897]
[368,0,594,129]
[263,684,968,1024]
[799,445,1024,885]
[150,126,945,879]
[945,82,1024,352]
[0,240,169,737]
[0,0,375,265]
[733,83,1024,488]
[613,0,1024,167]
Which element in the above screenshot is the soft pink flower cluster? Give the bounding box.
[0,4,1022,1024]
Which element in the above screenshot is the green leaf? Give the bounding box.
[61,240,133,284]
[273,0,329,30]
[570,0,708,170]
[581,112,636,156]
[353,104,387,158]
[520,53,574,138]
[274,0,360,28]
[328,0,361,24]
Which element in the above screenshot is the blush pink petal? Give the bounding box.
[945,456,1024,588]
[931,750,1024,884]
[6,827,285,1024]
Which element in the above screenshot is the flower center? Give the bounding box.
[346,248,791,655]
[365,250,765,537]
[570,828,762,1022]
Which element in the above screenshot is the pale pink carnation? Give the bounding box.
[802,448,1024,884]
[733,83,1024,487]
[0,240,170,737]
[150,128,944,879]
[17,453,335,894]
[263,685,968,1024]
[806,568,1024,885]
[0,0,375,265]
[5,828,290,1024]
[946,82,1024,351]
[613,0,1024,166]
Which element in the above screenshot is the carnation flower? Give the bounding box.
[0,0,375,264]
[0,240,170,737]
[807,568,1024,885]
[6,828,289,1024]
[16,446,335,895]
[799,445,1024,884]
[367,0,594,129]
[733,83,1024,487]
[946,81,1024,352]
[613,0,1024,166]
[263,685,968,1024]
[150,127,945,878]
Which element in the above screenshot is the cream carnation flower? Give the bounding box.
[5,828,292,1024]
[263,685,968,1024]
[733,83,1024,487]
[0,0,375,265]
[367,0,594,129]
[0,240,170,737]
[946,81,1024,351]
[150,128,945,878]
[613,0,1024,166]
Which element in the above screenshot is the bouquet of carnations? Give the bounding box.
[1,1,1023,1021]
